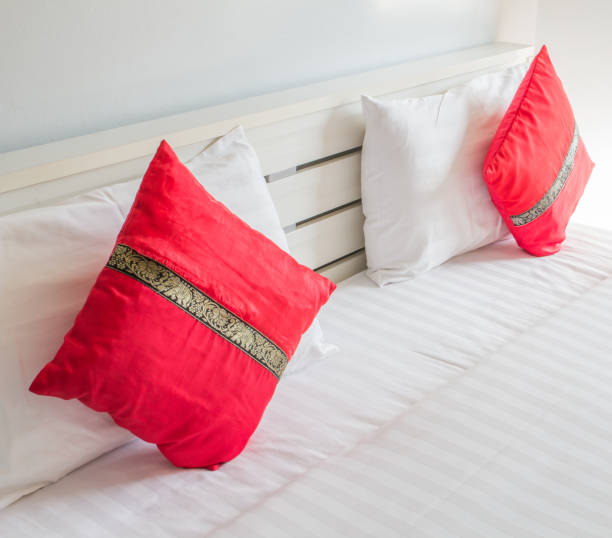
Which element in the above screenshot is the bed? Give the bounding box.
[2,42,612,537]
[2,224,612,536]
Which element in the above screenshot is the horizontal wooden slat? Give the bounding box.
[286,203,364,269]
[0,140,215,216]
[317,250,367,283]
[268,152,361,227]
[0,42,533,198]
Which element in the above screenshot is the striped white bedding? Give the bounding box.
[2,224,612,537]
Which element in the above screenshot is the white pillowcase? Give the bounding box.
[0,126,335,509]
[361,62,529,286]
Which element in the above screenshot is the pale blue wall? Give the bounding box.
[0,0,499,152]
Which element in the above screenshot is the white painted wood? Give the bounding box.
[318,250,367,283]
[268,152,361,227]
[249,55,533,175]
[286,203,364,269]
[0,42,533,196]
[0,141,212,216]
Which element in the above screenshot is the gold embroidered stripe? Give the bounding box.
[106,244,288,379]
[510,123,580,227]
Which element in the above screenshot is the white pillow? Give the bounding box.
[0,126,335,509]
[361,62,529,286]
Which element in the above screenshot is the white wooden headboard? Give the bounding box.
[0,42,533,282]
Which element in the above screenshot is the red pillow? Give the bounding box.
[30,140,335,469]
[483,45,594,256]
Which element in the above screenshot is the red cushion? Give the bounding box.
[30,140,335,469]
[483,45,594,256]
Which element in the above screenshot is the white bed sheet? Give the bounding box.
[2,224,612,537]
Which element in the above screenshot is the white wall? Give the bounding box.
[0,0,499,153]
[536,0,612,230]
[4,1,607,229]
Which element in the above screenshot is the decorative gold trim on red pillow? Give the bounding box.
[106,244,288,378]
[510,124,579,227]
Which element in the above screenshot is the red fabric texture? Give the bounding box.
[483,45,594,256]
[30,140,336,469]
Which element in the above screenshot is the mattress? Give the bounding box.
[2,223,612,537]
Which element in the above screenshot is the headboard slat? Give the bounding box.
[318,250,367,283]
[286,203,365,269]
[268,152,361,228]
